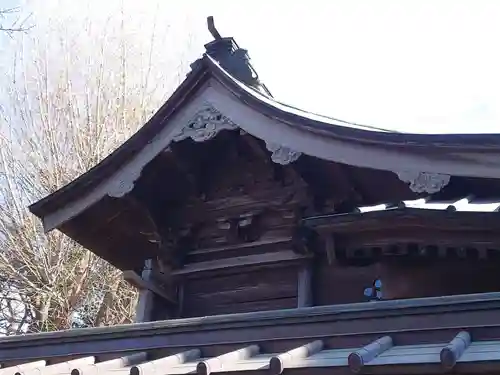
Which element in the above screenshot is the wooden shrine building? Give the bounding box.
[2,16,500,375]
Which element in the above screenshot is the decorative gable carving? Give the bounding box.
[396,171,451,194]
[173,102,302,166]
[172,103,238,143]
[265,142,302,165]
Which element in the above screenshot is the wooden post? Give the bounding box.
[325,234,336,265]
[297,264,312,308]
[135,259,154,322]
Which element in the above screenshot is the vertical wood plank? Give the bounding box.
[325,234,336,265]
[177,283,185,318]
[297,264,312,308]
[135,259,154,322]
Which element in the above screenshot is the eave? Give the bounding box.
[304,207,500,232]
[209,56,500,150]
[28,61,212,219]
[29,55,500,224]
[304,196,500,264]
[25,51,500,272]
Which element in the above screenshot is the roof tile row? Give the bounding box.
[1,331,499,375]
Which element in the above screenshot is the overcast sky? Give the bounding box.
[4,0,500,134]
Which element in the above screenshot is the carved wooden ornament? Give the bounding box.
[172,103,238,143]
[172,103,302,165]
[396,171,451,194]
[265,142,302,165]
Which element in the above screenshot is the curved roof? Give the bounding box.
[209,55,500,148]
[29,42,500,228]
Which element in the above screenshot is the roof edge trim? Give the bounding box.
[0,291,498,345]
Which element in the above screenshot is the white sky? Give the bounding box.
[3,0,500,134]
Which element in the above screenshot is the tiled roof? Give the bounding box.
[1,334,500,375]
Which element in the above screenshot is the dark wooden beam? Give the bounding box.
[134,259,155,322]
[303,208,500,233]
[325,234,336,265]
[171,251,312,279]
[297,264,313,308]
[122,270,177,305]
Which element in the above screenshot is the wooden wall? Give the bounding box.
[378,259,500,300]
[313,253,500,306]
[153,134,313,318]
[138,133,500,319]
[314,259,379,305]
[181,267,298,317]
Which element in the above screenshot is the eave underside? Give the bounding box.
[57,152,500,272]
[1,293,500,374]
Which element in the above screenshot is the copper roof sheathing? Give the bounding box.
[2,293,500,374]
[2,337,500,375]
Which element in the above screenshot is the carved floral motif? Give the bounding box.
[173,103,303,165]
[396,171,451,194]
[106,104,303,198]
[265,142,302,165]
[172,104,238,143]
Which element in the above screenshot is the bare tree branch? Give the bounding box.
[0,7,33,35]
[0,0,192,334]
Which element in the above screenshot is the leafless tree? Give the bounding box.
[0,0,194,334]
[0,7,32,35]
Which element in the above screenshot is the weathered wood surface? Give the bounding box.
[134,260,155,322]
[182,268,298,317]
[172,252,309,278]
[297,265,312,308]
[376,260,500,300]
[314,260,379,305]
[185,237,293,263]
[122,271,176,305]
[305,209,500,233]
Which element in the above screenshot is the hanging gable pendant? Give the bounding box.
[265,142,302,165]
[396,171,451,194]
